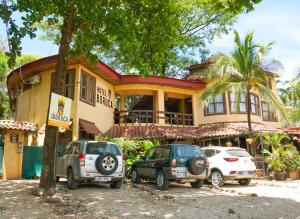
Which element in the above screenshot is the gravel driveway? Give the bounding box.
[0,179,300,219]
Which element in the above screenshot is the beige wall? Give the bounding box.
[195,89,282,128]
[76,65,115,134]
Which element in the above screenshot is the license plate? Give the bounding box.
[95,177,111,182]
[176,172,186,178]
[241,171,249,176]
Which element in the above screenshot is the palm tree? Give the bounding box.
[200,31,286,131]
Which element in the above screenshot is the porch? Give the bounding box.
[114,88,196,127]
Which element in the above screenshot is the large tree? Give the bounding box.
[36,0,262,77]
[1,0,262,194]
[200,31,286,131]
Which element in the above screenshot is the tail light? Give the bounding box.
[78,153,86,166]
[171,159,177,167]
[224,158,239,162]
[122,155,126,166]
[251,157,255,162]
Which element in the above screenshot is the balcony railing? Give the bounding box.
[114,110,194,126]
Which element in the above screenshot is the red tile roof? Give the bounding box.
[104,122,280,139]
[0,120,37,131]
[284,127,300,135]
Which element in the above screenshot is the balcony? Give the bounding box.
[114,110,194,127]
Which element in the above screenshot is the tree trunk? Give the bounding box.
[246,87,252,132]
[39,12,74,191]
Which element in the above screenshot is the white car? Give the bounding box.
[202,146,256,187]
[56,140,125,189]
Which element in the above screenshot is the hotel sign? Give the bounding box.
[48,93,72,129]
[97,86,113,108]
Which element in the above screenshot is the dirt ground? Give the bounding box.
[1,179,300,219]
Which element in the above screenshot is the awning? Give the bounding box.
[79,119,101,135]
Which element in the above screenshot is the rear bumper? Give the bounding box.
[165,167,210,181]
[224,170,256,180]
[79,176,123,182]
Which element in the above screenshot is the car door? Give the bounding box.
[137,148,155,178]
[61,142,77,177]
[146,147,166,179]
[56,143,71,176]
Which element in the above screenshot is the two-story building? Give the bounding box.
[6,55,281,150]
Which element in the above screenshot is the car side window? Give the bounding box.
[65,142,76,154]
[146,148,155,159]
[204,149,215,158]
[152,148,162,159]
[161,148,170,159]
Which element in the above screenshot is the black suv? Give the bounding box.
[131,144,210,190]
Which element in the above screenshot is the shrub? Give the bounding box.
[97,136,159,177]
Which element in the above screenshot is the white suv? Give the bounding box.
[202,146,256,187]
[56,140,125,189]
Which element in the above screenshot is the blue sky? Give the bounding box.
[0,0,299,80]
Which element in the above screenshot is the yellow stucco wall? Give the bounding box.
[2,130,24,179]
[13,61,282,145]
[15,65,80,144]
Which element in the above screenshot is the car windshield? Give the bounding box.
[86,142,121,155]
[175,145,203,157]
[226,149,250,157]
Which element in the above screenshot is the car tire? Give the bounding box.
[56,176,60,183]
[95,153,119,175]
[67,168,79,190]
[210,170,224,187]
[188,156,206,175]
[110,180,122,189]
[190,179,204,189]
[238,178,251,185]
[156,170,170,190]
[131,168,141,184]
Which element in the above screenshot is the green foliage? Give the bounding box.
[97,136,160,177]
[0,51,40,119]
[259,132,289,149]
[262,132,300,172]
[282,144,300,171]
[29,0,261,77]
[199,31,286,130]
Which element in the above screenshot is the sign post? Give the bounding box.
[47,93,72,180]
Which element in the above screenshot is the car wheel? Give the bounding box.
[56,176,60,183]
[67,168,79,190]
[238,178,251,185]
[131,168,141,184]
[110,180,122,189]
[190,179,204,189]
[156,170,170,190]
[210,170,224,187]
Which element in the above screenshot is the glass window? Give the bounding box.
[204,149,215,158]
[226,149,250,157]
[204,94,225,115]
[262,102,278,121]
[64,70,75,99]
[85,142,121,155]
[80,71,96,105]
[175,145,203,157]
[230,93,260,115]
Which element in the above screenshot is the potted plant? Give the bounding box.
[282,144,300,180]
[264,147,286,181]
